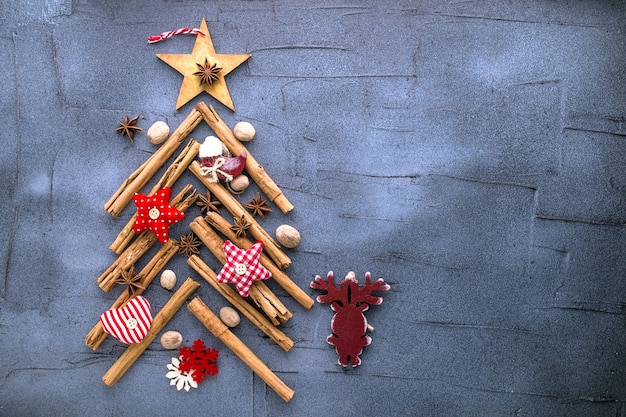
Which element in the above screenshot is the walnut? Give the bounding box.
[275,224,301,248]
[147,121,170,145]
[160,269,177,290]
[160,330,183,349]
[233,121,255,142]
[229,174,250,193]
[219,306,240,327]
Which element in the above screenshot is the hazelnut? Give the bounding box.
[160,269,177,290]
[233,121,255,142]
[160,330,183,349]
[229,174,250,193]
[275,224,301,248]
[147,121,170,145]
[219,306,240,328]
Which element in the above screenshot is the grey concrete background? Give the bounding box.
[1,1,625,416]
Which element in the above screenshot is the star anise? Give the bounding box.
[196,191,221,214]
[116,115,142,143]
[116,265,145,296]
[230,215,252,238]
[177,231,202,257]
[245,192,272,219]
[193,58,222,85]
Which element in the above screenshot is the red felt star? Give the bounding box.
[133,187,185,244]
[216,240,271,297]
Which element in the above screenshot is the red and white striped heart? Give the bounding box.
[100,296,153,344]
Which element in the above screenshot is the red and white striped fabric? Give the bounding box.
[100,296,153,344]
[147,27,204,44]
[216,240,271,297]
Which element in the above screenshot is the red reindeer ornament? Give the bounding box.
[311,271,390,367]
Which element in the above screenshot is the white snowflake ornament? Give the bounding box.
[166,357,198,392]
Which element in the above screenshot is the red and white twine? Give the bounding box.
[148,27,204,44]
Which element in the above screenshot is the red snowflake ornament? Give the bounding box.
[178,339,219,383]
[133,187,185,244]
[310,271,390,367]
[216,240,271,297]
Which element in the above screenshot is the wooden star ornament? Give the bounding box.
[156,18,250,111]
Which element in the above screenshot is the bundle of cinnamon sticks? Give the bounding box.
[89,102,312,402]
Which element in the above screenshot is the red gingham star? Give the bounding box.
[216,240,271,297]
[133,187,185,244]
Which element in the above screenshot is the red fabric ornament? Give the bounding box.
[100,295,152,344]
[216,240,271,297]
[200,152,247,182]
[133,187,185,244]
[198,136,247,183]
[310,271,390,367]
[178,339,219,383]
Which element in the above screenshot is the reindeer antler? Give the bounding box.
[352,272,390,305]
[310,271,343,304]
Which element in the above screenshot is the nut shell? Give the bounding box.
[219,306,240,327]
[276,224,301,248]
[160,269,177,290]
[233,121,255,142]
[229,174,250,193]
[160,331,183,349]
[147,121,170,145]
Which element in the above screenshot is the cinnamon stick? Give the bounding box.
[98,185,198,292]
[97,234,156,292]
[187,255,294,352]
[189,161,291,269]
[205,211,314,309]
[189,216,292,325]
[102,278,201,387]
[196,102,294,214]
[85,239,179,351]
[187,297,294,402]
[247,283,292,325]
[104,107,203,217]
[110,139,200,254]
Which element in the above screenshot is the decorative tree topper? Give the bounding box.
[133,187,185,244]
[310,271,390,367]
[217,240,271,297]
[156,18,250,111]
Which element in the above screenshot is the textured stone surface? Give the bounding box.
[1,1,625,416]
